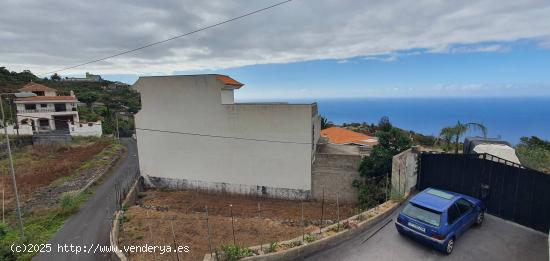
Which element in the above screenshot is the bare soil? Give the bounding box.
[120,190,358,261]
[0,139,113,208]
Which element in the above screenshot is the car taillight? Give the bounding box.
[431,233,445,240]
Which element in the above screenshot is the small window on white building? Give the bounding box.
[24,104,36,110]
[40,104,47,108]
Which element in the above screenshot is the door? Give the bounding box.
[447,203,462,236]
[455,198,475,234]
[53,115,73,130]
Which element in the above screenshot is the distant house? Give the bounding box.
[133,74,321,200]
[12,83,102,137]
[63,72,103,82]
[464,137,520,164]
[320,127,378,156]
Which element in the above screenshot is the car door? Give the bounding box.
[446,203,462,237]
[455,198,475,234]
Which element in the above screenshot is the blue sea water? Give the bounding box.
[311,97,549,144]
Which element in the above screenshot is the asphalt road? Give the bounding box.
[305,206,549,261]
[33,138,139,261]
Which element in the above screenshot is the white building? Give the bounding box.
[12,83,102,137]
[134,75,321,199]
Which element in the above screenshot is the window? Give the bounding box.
[402,203,441,227]
[40,104,47,108]
[456,198,473,215]
[24,104,36,110]
[447,203,461,224]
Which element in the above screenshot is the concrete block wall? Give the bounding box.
[391,146,420,197]
[311,153,362,203]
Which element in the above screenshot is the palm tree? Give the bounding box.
[439,127,455,152]
[320,116,333,129]
[440,121,487,153]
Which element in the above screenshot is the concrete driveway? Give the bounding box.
[33,138,138,261]
[306,208,548,261]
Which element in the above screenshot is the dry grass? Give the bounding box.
[0,138,111,203]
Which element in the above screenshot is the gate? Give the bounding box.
[418,153,550,233]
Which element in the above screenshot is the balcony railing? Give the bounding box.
[17,108,76,113]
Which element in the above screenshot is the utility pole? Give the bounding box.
[115,112,120,140]
[0,95,24,239]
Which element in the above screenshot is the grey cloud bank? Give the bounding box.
[1,0,550,74]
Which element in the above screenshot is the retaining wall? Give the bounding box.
[311,153,362,203]
[203,200,400,261]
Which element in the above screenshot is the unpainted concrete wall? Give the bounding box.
[312,153,362,203]
[144,176,311,200]
[391,147,420,197]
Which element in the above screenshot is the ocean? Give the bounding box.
[315,97,550,144]
[243,97,550,145]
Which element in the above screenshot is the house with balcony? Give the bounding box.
[13,83,102,137]
[134,74,321,200]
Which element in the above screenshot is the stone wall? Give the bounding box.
[391,146,421,198]
[311,153,362,203]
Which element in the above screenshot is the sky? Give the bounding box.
[2,0,550,99]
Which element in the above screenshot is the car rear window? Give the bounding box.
[402,203,441,227]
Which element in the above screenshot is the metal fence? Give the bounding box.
[418,152,550,233]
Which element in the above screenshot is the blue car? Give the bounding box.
[395,188,485,254]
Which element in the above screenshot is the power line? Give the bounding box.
[136,127,310,145]
[39,0,294,76]
[12,114,311,145]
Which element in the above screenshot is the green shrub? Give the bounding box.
[60,191,88,214]
[266,241,279,253]
[220,244,252,261]
[304,234,315,243]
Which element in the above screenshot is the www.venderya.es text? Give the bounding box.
[11,243,190,255]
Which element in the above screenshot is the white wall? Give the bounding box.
[220,89,234,104]
[3,124,33,135]
[69,121,103,137]
[134,75,317,192]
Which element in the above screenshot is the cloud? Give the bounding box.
[363,54,398,62]
[430,43,511,53]
[2,0,550,75]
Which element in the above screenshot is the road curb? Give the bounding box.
[109,177,139,261]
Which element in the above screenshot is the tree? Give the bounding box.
[50,73,61,81]
[440,121,487,153]
[78,92,99,111]
[439,127,455,152]
[516,136,550,173]
[354,117,411,209]
[320,116,333,129]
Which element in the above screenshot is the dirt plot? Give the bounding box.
[0,138,112,205]
[120,190,358,261]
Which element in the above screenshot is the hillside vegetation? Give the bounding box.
[0,67,140,136]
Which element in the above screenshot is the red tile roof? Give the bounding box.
[18,82,57,92]
[16,96,77,102]
[320,127,378,146]
[216,75,244,88]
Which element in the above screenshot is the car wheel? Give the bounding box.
[475,211,484,226]
[445,238,454,255]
